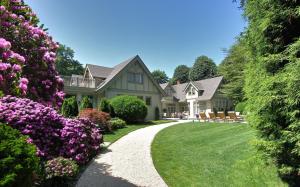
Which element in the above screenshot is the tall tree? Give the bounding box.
[55,44,84,76]
[243,0,300,184]
[151,70,169,84]
[218,38,249,105]
[189,55,217,81]
[172,65,190,84]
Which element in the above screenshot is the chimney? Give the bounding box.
[177,80,180,85]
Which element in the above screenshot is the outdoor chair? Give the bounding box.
[199,112,208,122]
[228,111,243,122]
[208,112,216,122]
[217,112,226,122]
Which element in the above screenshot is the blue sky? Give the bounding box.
[25,0,246,77]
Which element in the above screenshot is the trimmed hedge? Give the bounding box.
[110,95,147,123]
[61,96,78,117]
[98,98,110,113]
[110,118,126,130]
[0,124,40,187]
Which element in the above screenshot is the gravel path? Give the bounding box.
[76,120,190,187]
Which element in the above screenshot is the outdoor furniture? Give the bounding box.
[208,112,216,122]
[228,111,243,122]
[199,112,208,122]
[217,112,226,122]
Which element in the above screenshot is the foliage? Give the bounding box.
[110,118,126,130]
[0,96,102,164]
[0,0,64,107]
[172,65,190,84]
[218,38,249,104]
[45,157,79,179]
[0,124,40,187]
[189,55,217,81]
[155,107,160,120]
[61,96,78,117]
[44,157,78,187]
[79,109,111,132]
[235,102,246,114]
[110,95,147,123]
[151,69,169,84]
[98,98,111,113]
[55,44,84,76]
[243,0,300,184]
[79,96,93,110]
[152,123,286,186]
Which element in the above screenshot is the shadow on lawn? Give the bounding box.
[76,148,137,187]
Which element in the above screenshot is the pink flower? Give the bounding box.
[12,64,21,72]
[0,38,11,50]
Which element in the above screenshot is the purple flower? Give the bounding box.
[12,64,21,72]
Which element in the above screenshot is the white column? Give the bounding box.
[189,100,194,118]
[76,93,82,108]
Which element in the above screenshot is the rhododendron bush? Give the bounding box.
[0,96,103,164]
[0,0,64,107]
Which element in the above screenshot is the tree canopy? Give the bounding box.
[218,38,249,105]
[172,65,190,84]
[189,55,217,81]
[55,44,84,76]
[151,70,169,84]
[243,0,300,184]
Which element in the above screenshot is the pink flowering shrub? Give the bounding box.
[45,157,79,179]
[0,96,103,164]
[0,0,64,107]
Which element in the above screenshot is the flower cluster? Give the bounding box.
[0,0,64,107]
[45,157,79,179]
[0,37,28,95]
[60,118,102,164]
[0,96,103,164]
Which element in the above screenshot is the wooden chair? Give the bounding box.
[228,112,243,122]
[199,112,208,122]
[217,112,226,122]
[208,112,216,122]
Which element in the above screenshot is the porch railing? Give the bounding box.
[61,76,96,88]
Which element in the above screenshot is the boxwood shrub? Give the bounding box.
[110,95,147,123]
[110,118,126,130]
[79,96,93,110]
[0,124,40,187]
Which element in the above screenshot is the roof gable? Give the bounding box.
[86,64,113,78]
[96,55,166,95]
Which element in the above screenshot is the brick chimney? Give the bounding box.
[177,80,180,85]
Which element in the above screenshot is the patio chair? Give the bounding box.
[228,111,243,122]
[217,112,226,122]
[208,112,216,122]
[199,112,208,122]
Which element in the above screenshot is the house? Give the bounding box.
[160,76,232,118]
[62,55,232,120]
[62,55,166,121]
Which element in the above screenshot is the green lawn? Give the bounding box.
[103,120,177,143]
[151,122,287,187]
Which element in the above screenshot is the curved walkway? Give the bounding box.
[76,120,190,187]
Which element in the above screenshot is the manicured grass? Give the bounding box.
[103,120,177,143]
[152,122,287,187]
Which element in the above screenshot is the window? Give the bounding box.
[145,96,151,106]
[128,72,143,84]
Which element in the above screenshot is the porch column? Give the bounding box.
[189,100,194,118]
[76,93,82,108]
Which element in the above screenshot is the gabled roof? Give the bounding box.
[160,83,169,90]
[86,64,113,78]
[96,55,166,96]
[165,76,223,102]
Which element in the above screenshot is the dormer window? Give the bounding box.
[198,90,204,96]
